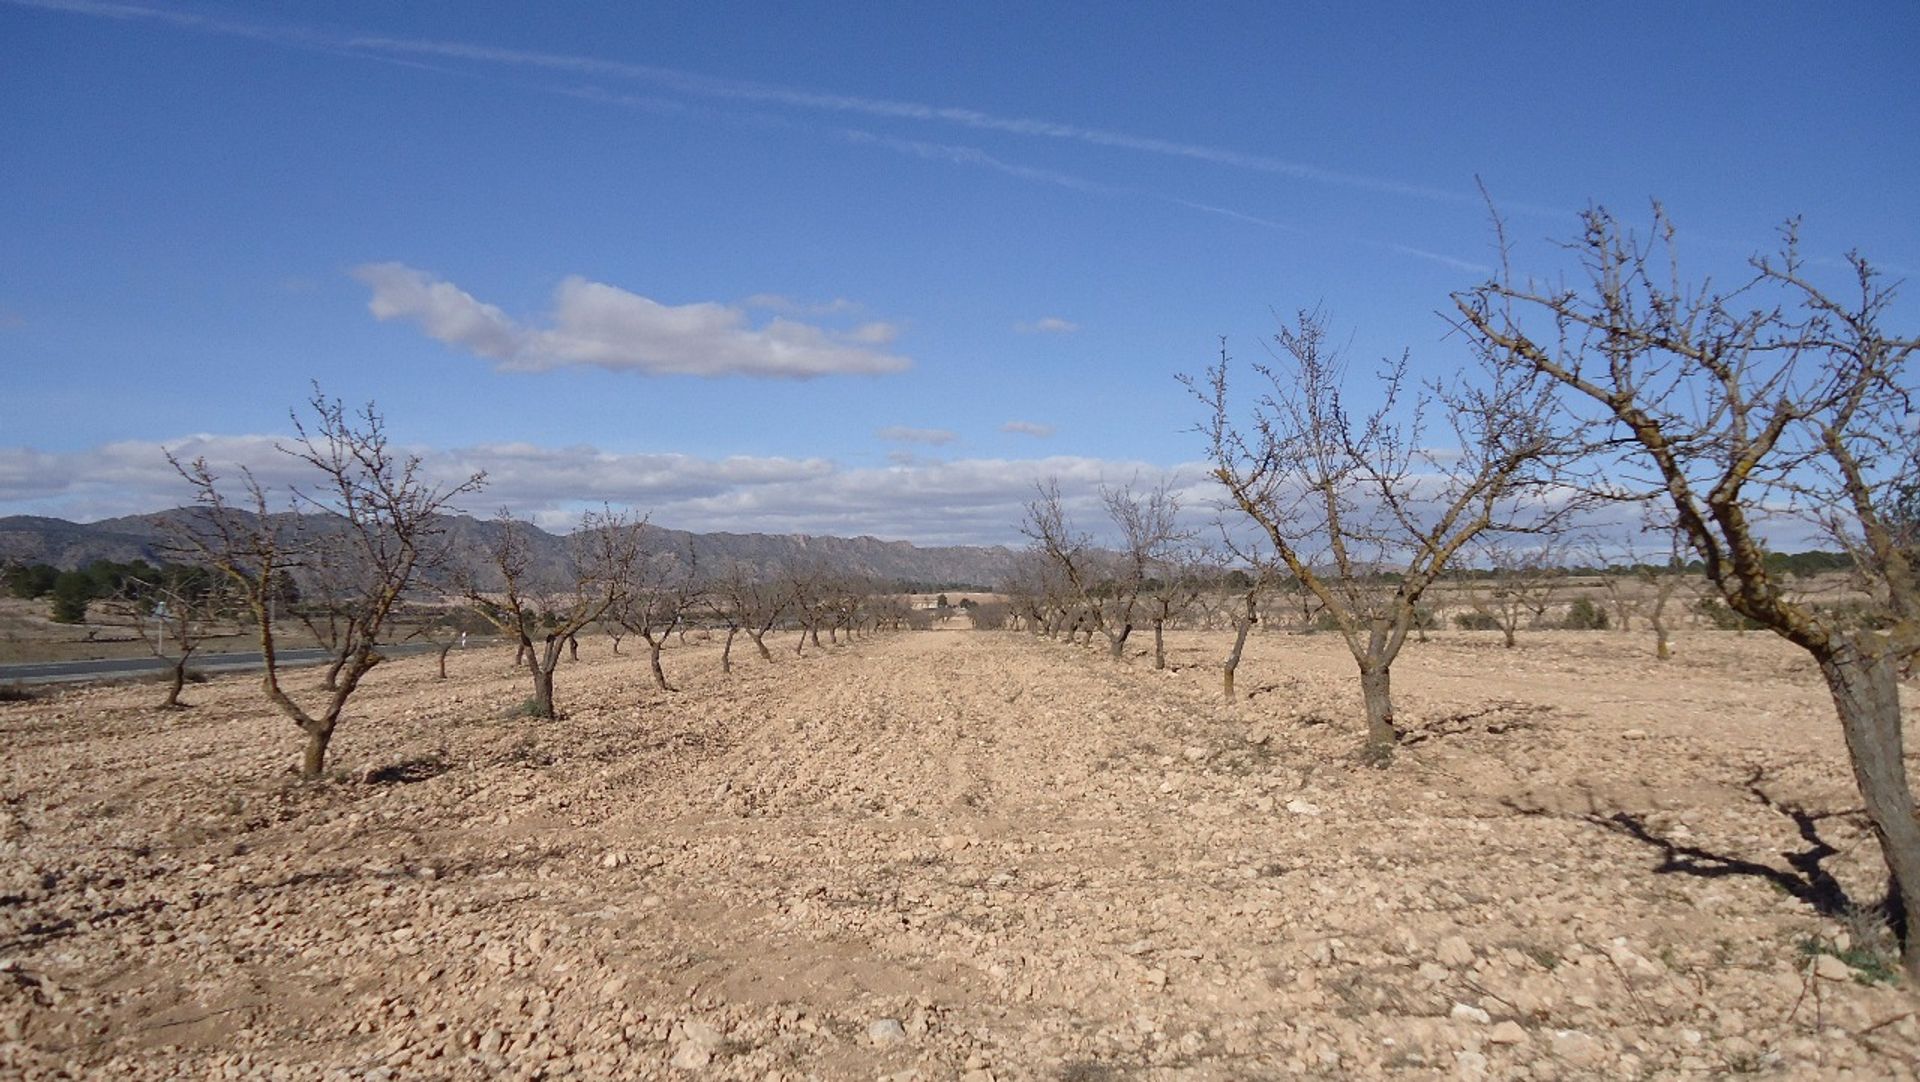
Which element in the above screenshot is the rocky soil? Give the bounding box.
[2,626,1917,1080]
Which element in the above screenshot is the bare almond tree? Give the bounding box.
[1456,206,1920,971]
[1189,313,1564,760]
[1585,525,1690,659]
[1464,539,1566,648]
[464,508,642,718]
[1024,479,1179,660]
[707,562,788,669]
[1219,563,1272,702]
[167,390,484,777]
[1103,479,1193,664]
[113,565,231,709]
[613,538,699,692]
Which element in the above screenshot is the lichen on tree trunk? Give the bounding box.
[1817,633,1920,978]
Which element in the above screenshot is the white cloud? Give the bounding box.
[1000,421,1055,438]
[875,426,956,446]
[353,263,910,379]
[0,435,1205,547]
[741,293,860,316]
[1015,316,1079,335]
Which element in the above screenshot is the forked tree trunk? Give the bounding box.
[1500,623,1517,649]
[750,629,773,662]
[1153,620,1166,670]
[1360,665,1396,758]
[1817,634,1920,979]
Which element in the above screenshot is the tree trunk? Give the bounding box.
[1153,620,1166,670]
[437,641,453,680]
[301,724,334,778]
[1653,622,1672,661]
[531,667,556,719]
[1817,635,1920,979]
[722,627,736,674]
[516,641,531,666]
[567,635,579,662]
[810,625,823,648]
[1108,624,1132,660]
[646,636,673,691]
[1223,619,1253,702]
[163,656,188,709]
[1360,665,1396,759]
[750,629,773,662]
[1501,624,1517,649]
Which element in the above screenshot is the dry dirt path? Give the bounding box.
[2,628,1916,1079]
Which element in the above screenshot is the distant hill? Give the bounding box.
[0,511,1017,590]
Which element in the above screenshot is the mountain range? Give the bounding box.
[0,512,1018,591]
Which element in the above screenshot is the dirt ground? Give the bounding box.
[2,625,1917,1080]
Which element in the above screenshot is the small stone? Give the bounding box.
[868,1018,907,1045]
[1488,1021,1528,1045]
[669,1044,712,1070]
[1621,728,1648,740]
[1550,1031,1606,1068]
[1811,953,1854,981]
[1284,798,1321,816]
[1449,1003,1491,1025]
[1436,936,1474,967]
[1417,962,1449,982]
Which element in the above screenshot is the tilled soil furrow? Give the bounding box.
[1,628,1915,1079]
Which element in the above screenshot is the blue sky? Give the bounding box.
[2,0,1915,544]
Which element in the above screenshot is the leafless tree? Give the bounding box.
[1219,563,1273,702]
[613,538,699,692]
[1464,540,1566,648]
[1104,479,1194,665]
[167,389,484,777]
[1453,204,1920,975]
[400,603,490,681]
[111,566,231,709]
[706,562,788,670]
[1024,479,1179,661]
[464,508,642,718]
[1189,312,1565,759]
[1584,524,1691,659]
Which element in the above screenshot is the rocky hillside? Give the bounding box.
[0,511,1017,590]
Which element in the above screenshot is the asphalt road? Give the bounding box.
[0,642,445,686]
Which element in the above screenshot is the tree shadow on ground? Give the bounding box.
[1505,767,1881,928]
